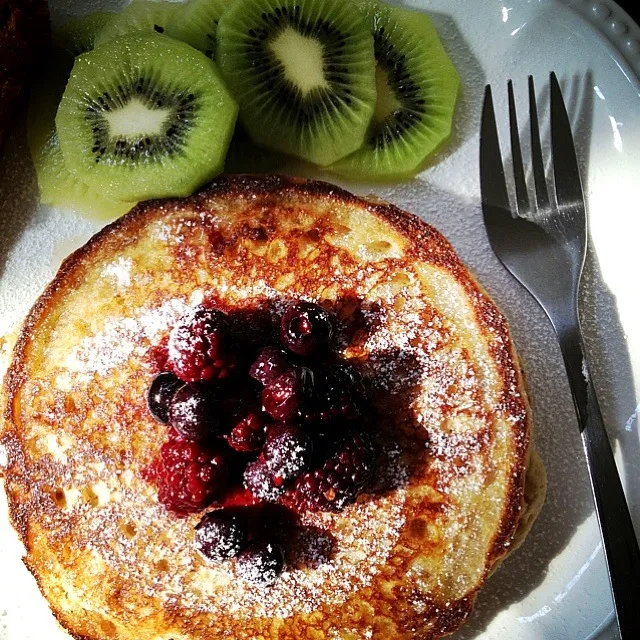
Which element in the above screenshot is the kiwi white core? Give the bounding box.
[104,99,171,138]
[374,65,401,122]
[269,27,328,95]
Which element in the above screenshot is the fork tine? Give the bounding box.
[528,76,551,212]
[549,72,587,213]
[480,85,512,225]
[508,80,531,217]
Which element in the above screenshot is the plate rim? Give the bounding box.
[561,0,640,80]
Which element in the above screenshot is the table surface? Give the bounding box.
[617,0,639,23]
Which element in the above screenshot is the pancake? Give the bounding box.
[0,174,545,639]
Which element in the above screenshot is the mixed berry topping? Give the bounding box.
[195,510,248,563]
[147,372,181,424]
[236,539,285,586]
[226,409,266,452]
[249,346,290,386]
[291,434,375,512]
[264,424,313,483]
[243,459,284,502]
[153,434,227,515]
[306,364,367,424]
[261,366,314,422]
[144,301,379,586]
[280,301,335,356]
[168,307,238,383]
[169,383,221,442]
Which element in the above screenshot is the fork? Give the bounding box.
[480,73,640,637]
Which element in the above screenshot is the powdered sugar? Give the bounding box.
[100,257,133,288]
[63,295,201,380]
[235,542,283,587]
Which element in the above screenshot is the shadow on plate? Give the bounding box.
[0,116,39,279]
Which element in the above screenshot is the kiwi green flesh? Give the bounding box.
[329,0,459,180]
[27,55,135,219]
[168,0,231,60]
[56,34,238,201]
[53,12,114,57]
[96,0,183,47]
[217,0,376,167]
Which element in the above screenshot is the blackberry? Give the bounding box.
[261,366,314,422]
[307,364,367,423]
[195,510,248,563]
[249,346,289,386]
[147,372,181,424]
[263,424,312,482]
[236,539,285,586]
[291,434,375,512]
[169,383,221,441]
[280,302,335,356]
[168,306,238,383]
[155,435,228,515]
[243,459,283,502]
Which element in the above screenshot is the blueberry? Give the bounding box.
[195,510,248,563]
[280,302,335,356]
[147,372,181,424]
[169,383,221,441]
[236,539,285,586]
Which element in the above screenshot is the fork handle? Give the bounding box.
[555,319,640,637]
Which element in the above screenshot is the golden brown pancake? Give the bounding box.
[0,175,545,639]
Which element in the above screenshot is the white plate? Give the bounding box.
[1,1,639,638]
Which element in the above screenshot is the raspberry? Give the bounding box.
[168,306,238,383]
[226,410,266,452]
[220,487,262,508]
[236,539,285,586]
[280,302,335,356]
[261,366,314,422]
[249,346,290,386]
[243,459,283,502]
[264,424,312,482]
[147,372,181,424]
[155,434,228,516]
[169,383,221,441]
[148,339,169,372]
[195,510,248,563]
[290,434,375,512]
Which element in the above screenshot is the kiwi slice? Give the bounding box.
[53,12,114,57]
[56,33,238,201]
[27,55,136,219]
[330,0,460,180]
[216,0,376,167]
[168,0,229,60]
[95,0,182,47]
